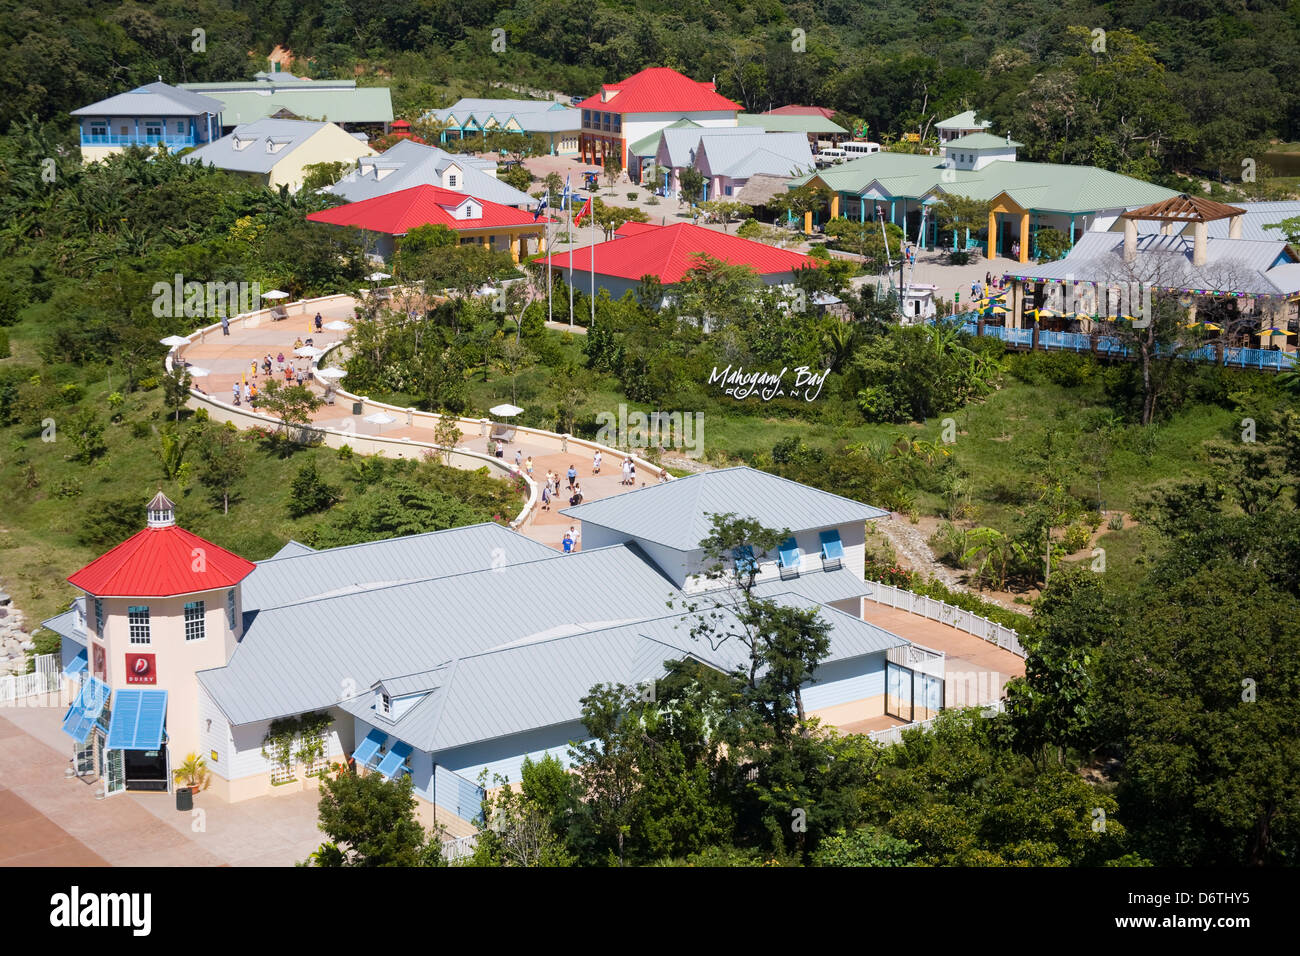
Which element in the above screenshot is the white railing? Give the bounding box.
[442,833,478,863]
[0,653,61,704]
[865,581,1027,658]
[868,699,1007,747]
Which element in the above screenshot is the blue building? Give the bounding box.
[71,82,224,163]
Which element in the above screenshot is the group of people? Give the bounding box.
[972,272,1006,302]
[231,380,258,407]
[539,467,582,510]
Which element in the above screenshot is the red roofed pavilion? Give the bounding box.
[535,221,817,301]
[306,184,551,262]
[69,493,256,598]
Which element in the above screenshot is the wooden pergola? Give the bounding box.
[1119,194,1246,266]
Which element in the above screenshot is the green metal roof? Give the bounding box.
[738,112,846,135]
[944,132,1021,150]
[790,153,1178,213]
[629,118,699,157]
[206,87,393,125]
[935,109,990,130]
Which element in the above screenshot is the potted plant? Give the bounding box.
[173,752,209,793]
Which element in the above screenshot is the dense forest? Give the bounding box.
[5,0,1300,180]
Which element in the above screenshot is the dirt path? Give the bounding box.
[873,516,966,590]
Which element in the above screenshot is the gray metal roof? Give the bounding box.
[561,466,888,552]
[696,132,815,179]
[657,126,755,168]
[936,110,990,131]
[269,540,316,559]
[41,604,85,648]
[339,592,906,755]
[327,141,532,206]
[196,543,682,725]
[428,98,580,134]
[1013,231,1298,295]
[72,81,224,117]
[241,522,553,612]
[374,667,445,697]
[751,566,873,604]
[181,119,330,174]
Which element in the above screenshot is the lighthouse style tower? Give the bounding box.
[64,493,255,794]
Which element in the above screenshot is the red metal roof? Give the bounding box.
[534,222,817,283]
[613,221,661,238]
[587,68,741,115]
[68,525,257,597]
[765,105,837,119]
[306,185,550,235]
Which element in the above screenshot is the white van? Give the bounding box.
[816,147,847,166]
[843,141,882,157]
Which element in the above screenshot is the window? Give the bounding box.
[613,115,621,133]
[380,691,391,715]
[227,589,236,630]
[145,121,163,139]
[119,125,129,136]
[176,121,185,134]
[602,113,611,132]
[582,109,591,127]
[184,600,205,641]
[90,123,106,139]
[128,606,151,644]
[465,204,475,218]
[94,598,103,635]
[448,173,457,188]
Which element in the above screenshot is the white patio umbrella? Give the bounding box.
[293,346,324,358]
[367,271,392,282]
[185,367,210,377]
[363,412,397,432]
[261,290,290,300]
[323,320,351,331]
[160,335,190,348]
[489,403,524,417]
[316,366,348,379]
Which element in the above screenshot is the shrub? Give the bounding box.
[131,421,151,439]
[287,458,338,517]
[192,406,209,423]
[1062,523,1090,553]
[1107,511,1125,531]
[948,249,973,265]
[59,382,84,404]
[736,219,762,239]
[337,443,354,460]
[626,192,639,201]
[0,329,9,358]
[137,376,159,391]
[928,521,969,568]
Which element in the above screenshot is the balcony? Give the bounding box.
[80,132,200,152]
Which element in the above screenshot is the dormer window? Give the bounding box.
[448,174,457,188]
[464,204,475,218]
[379,690,391,716]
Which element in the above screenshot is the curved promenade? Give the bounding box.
[167,293,668,551]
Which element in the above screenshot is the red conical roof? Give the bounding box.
[69,525,257,598]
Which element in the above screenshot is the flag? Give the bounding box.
[533,193,548,221]
[574,197,593,226]
[561,175,572,210]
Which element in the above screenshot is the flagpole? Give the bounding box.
[590,189,596,328]
[546,202,553,326]
[568,190,574,329]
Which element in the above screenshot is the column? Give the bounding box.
[509,235,520,263]
[830,194,840,219]
[1069,214,1076,247]
[1019,213,1030,264]
[804,211,813,233]
[988,210,998,257]
[890,201,896,225]
[859,199,865,223]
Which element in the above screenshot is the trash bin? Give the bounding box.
[176,786,193,812]
[352,402,363,416]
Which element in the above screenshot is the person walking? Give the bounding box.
[243,382,251,404]
[231,381,240,404]
[621,457,631,486]
[541,483,551,511]
[570,481,582,505]
[221,314,230,336]
[592,450,602,474]
[525,456,534,477]
[566,464,577,490]
[628,460,635,485]
[249,359,258,380]
[514,449,522,469]
[495,439,504,459]
[249,382,258,407]
[562,528,574,554]
[314,312,323,334]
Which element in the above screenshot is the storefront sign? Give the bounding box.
[125,653,157,685]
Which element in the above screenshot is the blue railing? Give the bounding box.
[944,315,1297,372]
[80,133,200,150]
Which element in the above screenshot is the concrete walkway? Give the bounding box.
[177,296,663,553]
[0,708,326,867]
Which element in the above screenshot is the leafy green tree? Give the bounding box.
[312,767,431,867]
[471,764,575,867]
[161,365,191,421]
[196,422,248,514]
[67,407,107,464]
[300,160,350,193]
[677,167,706,205]
[287,457,338,518]
[308,476,487,547]
[812,827,915,866]
[257,380,323,445]
[77,495,144,548]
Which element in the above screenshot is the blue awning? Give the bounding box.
[352,727,387,768]
[62,650,88,679]
[375,740,413,780]
[732,545,757,576]
[779,537,801,567]
[819,529,845,560]
[61,676,110,745]
[105,689,168,751]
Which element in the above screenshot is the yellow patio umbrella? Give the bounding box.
[1031,307,1062,319]
[1202,323,1223,332]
